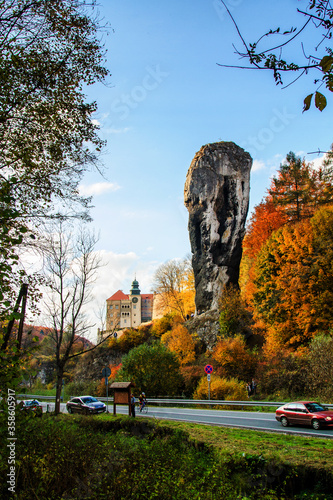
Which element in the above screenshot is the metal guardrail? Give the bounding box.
[17,394,64,402]
[17,395,333,410]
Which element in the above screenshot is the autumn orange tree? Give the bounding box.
[241,151,333,307]
[268,152,333,221]
[161,324,197,366]
[241,200,287,305]
[253,206,333,348]
[212,335,257,382]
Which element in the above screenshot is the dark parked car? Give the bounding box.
[276,401,333,430]
[19,399,43,413]
[66,396,106,415]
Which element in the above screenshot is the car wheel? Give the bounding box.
[312,419,321,430]
[281,417,289,427]
[67,407,73,414]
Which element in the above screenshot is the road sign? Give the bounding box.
[204,364,213,374]
[207,374,211,382]
[102,367,111,378]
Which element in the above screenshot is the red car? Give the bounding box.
[276,401,333,430]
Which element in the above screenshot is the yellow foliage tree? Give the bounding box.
[161,324,196,366]
[152,257,195,319]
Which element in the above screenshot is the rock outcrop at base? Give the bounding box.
[184,141,252,313]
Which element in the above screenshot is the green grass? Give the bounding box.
[1,411,332,499]
[158,420,333,472]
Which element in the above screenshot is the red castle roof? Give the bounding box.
[107,290,154,301]
[107,290,129,301]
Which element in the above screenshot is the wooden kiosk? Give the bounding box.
[110,381,133,416]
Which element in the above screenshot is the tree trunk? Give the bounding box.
[55,369,64,415]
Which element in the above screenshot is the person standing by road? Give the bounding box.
[131,394,136,417]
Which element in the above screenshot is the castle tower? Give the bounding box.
[129,278,142,328]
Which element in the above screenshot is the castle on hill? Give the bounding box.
[98,278,155,342]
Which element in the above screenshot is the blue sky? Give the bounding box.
[71,0,333,334]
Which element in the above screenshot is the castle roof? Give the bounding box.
[107,290,129,301]
[141,294,154,300]
[107,290,154,302]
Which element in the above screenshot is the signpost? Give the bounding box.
[102,367,111,412]
[204,365,213,400]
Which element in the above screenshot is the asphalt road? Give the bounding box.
[48,402,333,439]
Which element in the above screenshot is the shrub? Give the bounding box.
[108,327,152,353]
[65,380,99,398]
[116,341,182,396]
[306,333,333,401]
[96,363,122,397]
[180,365,203,397]
[194,375,247,401]
[255,348,308,400]
[150,313,182,338]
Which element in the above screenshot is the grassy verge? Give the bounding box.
[158,420,333,471]
[0,412,332,499]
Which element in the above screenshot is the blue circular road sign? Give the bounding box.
[204,364,213,374]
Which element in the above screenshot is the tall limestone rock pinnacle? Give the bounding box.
[184,141,252,313]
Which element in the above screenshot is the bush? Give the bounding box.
[306,333,333,401]
[180,365,203,397]
[108,326,152,353]
[255,349,307,400]
[150,313,182,338]
[65,380,99,398]
[116,341,182,396]
[194,375,247,401]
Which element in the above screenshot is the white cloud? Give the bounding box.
[91,119,100,126]
[79,182,121,196]
[252,159,266,172]
[86,250,160,342]
[307,154,326,171]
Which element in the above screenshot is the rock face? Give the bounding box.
[184,141,252,313]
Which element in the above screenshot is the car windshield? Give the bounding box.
[81,397,98,404]
[305,403,326,412]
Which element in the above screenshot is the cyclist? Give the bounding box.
[138,392,147,412]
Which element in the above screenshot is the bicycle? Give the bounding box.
[138,401,148,414]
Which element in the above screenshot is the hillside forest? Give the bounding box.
[19,150,333,404]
